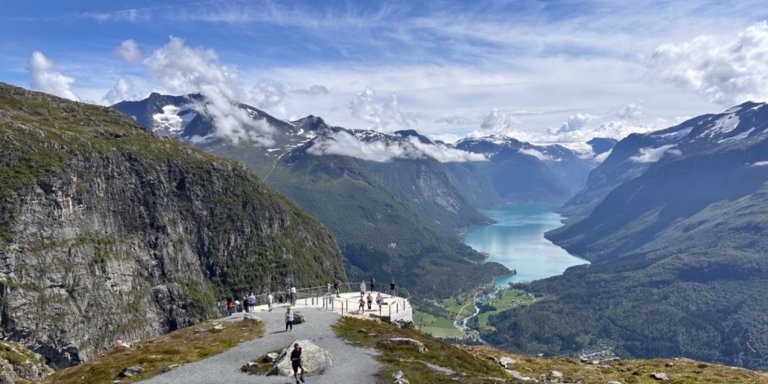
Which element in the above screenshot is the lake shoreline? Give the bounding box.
[462,203,589,287]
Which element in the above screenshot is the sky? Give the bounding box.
[3,0,768,150]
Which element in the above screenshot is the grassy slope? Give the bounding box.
[39,314,768,384]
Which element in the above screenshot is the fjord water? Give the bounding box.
[463,203,588,287]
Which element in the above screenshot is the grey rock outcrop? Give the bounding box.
[267,340,332,377]
[0,83,347,368]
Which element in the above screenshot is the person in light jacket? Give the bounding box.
[285,307,295,332]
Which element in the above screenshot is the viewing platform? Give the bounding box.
[224,285,413,324]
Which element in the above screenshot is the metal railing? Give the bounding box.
[219,282,411,318]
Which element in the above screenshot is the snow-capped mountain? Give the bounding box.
[112,94,318,160]
[560,101,768,219]
[551,101,768,256]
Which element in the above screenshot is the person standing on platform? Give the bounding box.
[370,277,376,292]
[359,280,366,294]
[285,307,295,331]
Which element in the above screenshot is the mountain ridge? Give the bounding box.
[0,83,347,367]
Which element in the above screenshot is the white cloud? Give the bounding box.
[630,144,676,163]
[292,84,329,96]
[616,103,644,120]
[102,78,140,104]
[554,113,598,134]
[115,39,143,63]
[408,137,487,162]
[144,37,274,146]
[27,51,78,101]
[434,115,475,125]
[476,109,522,137]
[594,148,612,164]
[307,130,486,163]
[348,87,416,131]
[653,21,768,105]
[519,148,554,161]
[249,79,288,116]
[750,161,768,167]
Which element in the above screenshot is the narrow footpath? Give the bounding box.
[137,301,383,384]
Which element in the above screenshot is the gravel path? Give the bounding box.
[137,304,382,384]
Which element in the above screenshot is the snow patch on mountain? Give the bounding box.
[654,126,693,140]
[703,113,740,138]
[630,144,676,163]
[719,128,755,143]
[152,105,185,133]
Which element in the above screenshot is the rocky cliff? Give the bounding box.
[0,83,347,368]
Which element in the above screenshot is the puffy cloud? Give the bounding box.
[630,144,676,163]
[145,37,274,145]
[348,87,416,131]
[115,39,143,63]
[151,105,184,133]
[475,109,522,137]
[307,130,486,163]
[543,113,670,150]
[27,51,78,101]
[750,161,768,167]
[102,78,140,104]
[554,113,598,134]
[652,21,768,105]
[247,80,329,118]
[250,79,288,116]
[616,103,643,120]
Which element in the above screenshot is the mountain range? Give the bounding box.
[484,101,768,370]
[112,93,594,298]
[0,83,347,367]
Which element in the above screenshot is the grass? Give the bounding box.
[333,316,509,384]
[466,345,768,384]
[475,289,535,330]
[414,288,534,338]
[334,316,768,384]
[412,312,466,338]
[43,318,264,384]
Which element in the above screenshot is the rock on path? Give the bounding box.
[137,306,381,384]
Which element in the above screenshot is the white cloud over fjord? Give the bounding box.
[653,21,768,106]
[307,130,486,163]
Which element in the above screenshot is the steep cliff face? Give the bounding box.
[0,83,346,368]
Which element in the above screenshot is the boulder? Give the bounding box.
[265,352,280,363]
[377,338,428,353]
[507,370,532,381]
[651,372,670,381]
[499,356,516,368]
[607,381,623,384]
[550,370,563,379]
[393,370,411,384]
[294,312,306,324]
[267,340,332,377]
[119,366,144,377]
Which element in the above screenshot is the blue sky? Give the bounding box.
[3,0,768,148]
